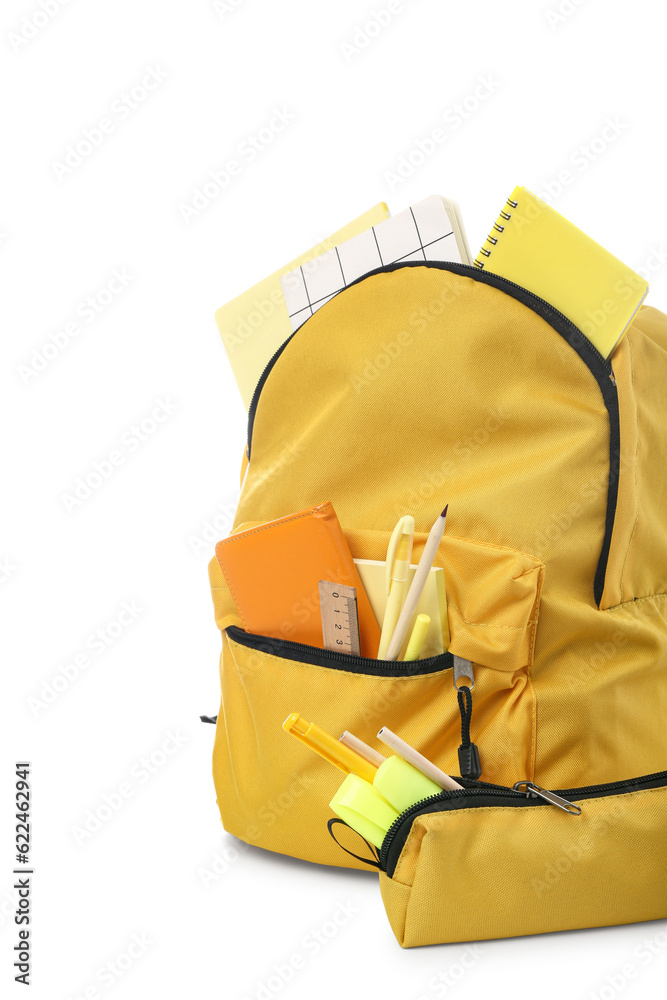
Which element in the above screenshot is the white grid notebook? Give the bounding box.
[280,196,463,332]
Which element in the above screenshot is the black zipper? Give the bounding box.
[226,624,453,677]
[380,769,667,876]
[244,260,620,607]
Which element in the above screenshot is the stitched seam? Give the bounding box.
[448,605,534,630]
[527,667,537,783]
[441,534,544,566]
[526,565,544,667]
[619,335,640,603]
[216,564,248,630]
[216,506,324,546]
[512,566,541,581]
[603,592,667,612]
[525,565,543,781]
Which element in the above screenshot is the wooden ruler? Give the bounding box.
[318,581,361,655]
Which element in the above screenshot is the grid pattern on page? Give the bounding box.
[280,195,461,331]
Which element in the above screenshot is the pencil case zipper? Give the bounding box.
[379,769,667,876]
[225,624,453,676]
[244,260,619,608]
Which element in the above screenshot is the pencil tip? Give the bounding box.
[441,505,448,518]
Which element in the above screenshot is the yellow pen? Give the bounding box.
[378,515,414,658]
[282,713,378,783]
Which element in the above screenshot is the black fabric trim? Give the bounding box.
[244,260,620,608]
[225,625,452,677]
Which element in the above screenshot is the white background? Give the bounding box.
[2,1,666,997]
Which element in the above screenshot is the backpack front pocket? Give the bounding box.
[208,521,546,847]
[377,771,667,947]
[212,625,453,868]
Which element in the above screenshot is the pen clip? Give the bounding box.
[385,515,415,593]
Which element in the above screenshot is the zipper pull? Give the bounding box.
[453,658,482,780]
[453,656,474,690]
[513,780,582,815]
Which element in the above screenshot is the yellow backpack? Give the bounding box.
[208,261,667,946]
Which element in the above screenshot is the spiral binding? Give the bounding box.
[474,196,519,269]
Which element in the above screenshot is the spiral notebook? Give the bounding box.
[475,186,648,358]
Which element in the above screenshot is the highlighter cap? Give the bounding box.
[374,755,442,814]
[330,774,399,850]
[282,712,378,783]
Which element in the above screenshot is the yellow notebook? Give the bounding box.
[475,186,648,358]
[215,203,389,409]
[354,559,448,659]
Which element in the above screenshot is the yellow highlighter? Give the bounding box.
[330,775,399,848]
[378,516,414,658]
[329,759,442,846]
[404,614,431,661]
[283,712,442,847]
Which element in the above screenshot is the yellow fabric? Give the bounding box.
[602,307,667,607]
[379,783,667,946]
[209,264,667,922]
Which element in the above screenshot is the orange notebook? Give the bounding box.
[215,502,380,657]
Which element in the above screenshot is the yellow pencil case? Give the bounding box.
[372,771,667,947]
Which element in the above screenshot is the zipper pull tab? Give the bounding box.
[513,780,582,815]
[453,656,474,690]
[453,658,482,780]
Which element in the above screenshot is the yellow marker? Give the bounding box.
[330,757,442,846]
[378,516,414,658]
[285,713,443,844]
[403,614,431,661]
[329,775,399,849]
[282,713,377,784]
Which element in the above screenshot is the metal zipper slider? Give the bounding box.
[453,656,474,690]
[513,781,582,815]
